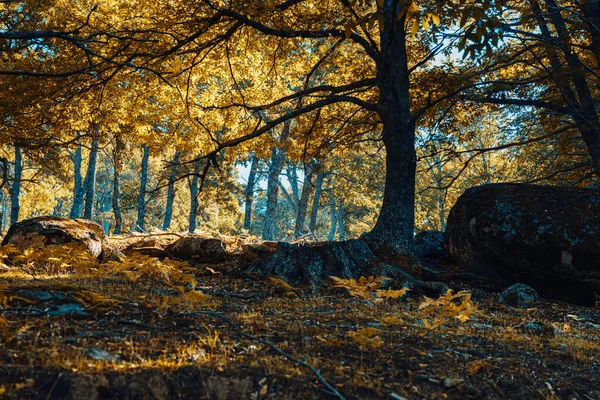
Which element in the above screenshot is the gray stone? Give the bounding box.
[500,283,540,308]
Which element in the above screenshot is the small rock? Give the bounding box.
[47,303,88,317]
[85,347,121,363]
[500,283,540,308]
[388,393,410,400]
[442,377,464,389]
[521,322,555,337]
[472,323,493,330]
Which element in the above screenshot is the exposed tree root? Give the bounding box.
[246,239,423,287]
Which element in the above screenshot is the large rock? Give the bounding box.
[2,216,104,259]
[445,183,600,305]
[166,236,227,263]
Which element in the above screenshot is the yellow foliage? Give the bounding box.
[331,276,408,302]
[348,327,384,349]
[418,290,478,328]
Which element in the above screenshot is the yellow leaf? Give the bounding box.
[411,18,420,36]
[379,316,403,326]
[375,288,408,300]
[184,290,211,303]
[121,270,142,282]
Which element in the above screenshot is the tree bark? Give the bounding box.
[294,162,314,237]
[83,138,99,220]
[364,9,416,256]
[69,144,84,219]
[243,155,258,231]
[188,159,202,233]
[135,145,150,232]
[10,145,22,225]
[162,151,179,231]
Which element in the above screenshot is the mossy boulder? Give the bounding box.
[445,183,600,305]
[2,216,104,259]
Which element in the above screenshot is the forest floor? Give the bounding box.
[0,238,599,400]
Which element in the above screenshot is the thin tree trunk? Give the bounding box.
[162,151,179,231]
[83,138,99,220]
[287,163,300,206]
[135,145,150,232]
[294,162,314,237]
[337,203,345,241]
[0,190,4,232]
[328,189,337,241]
[243,155,258,231]
[263,148,285,240]
[112,136,124,235]
[69,144,84,219]
[10,145,22,225]
[435,161,447,231]
[277,179,297,213]
[188,159,202,233]
[309,169,326,234]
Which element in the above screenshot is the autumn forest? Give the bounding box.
[0,0,599,399]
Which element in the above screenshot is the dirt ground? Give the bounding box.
[0,243,598,400]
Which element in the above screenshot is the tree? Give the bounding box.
[0,0,506,280]
[464,0,600,176]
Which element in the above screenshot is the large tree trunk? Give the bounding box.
[188,159,202,233]
[364,11,416,256]
[308,168,326,234]
[135,145,150,232]
[10,145,22,225]
[250,5,422,284]
[69,144,84,219]
[243,155,258,231]
[294,162,314,237]
[162,151,179,231]
[83,138,99,220]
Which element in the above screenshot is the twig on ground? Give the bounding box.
[200,290,262,299]
[183,310,347,400]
